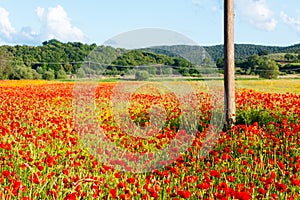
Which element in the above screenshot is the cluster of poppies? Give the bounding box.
[0,81,299,199]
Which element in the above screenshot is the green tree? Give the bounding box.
[216,58,224,69]
[104,67,118,76]
[63,63,73,73]
[135,70,150,81]
[76,68,86,78]
[146,66,157,75]
[43,69,55,80]
[0,48,14,79]
[244,54,263,74]
[32,69,42,80]
[11,65,42,80]
[258,49,269,56]
[56,68,67,79]
[36,66,44,75]
[162,67,173,76]
[284,53,294,61]
[257,58,279,79]
[203,57,214,66]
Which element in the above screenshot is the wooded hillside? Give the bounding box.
[0,39,299,80]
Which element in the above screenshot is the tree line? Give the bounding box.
[1,39,299,80]
[0,40,208,80]
[0,39,97,80]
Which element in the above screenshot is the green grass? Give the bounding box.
[265,53,286,61]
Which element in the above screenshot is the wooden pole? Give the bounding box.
[224,0,236,130]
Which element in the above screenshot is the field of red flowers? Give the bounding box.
[0,80,299,200]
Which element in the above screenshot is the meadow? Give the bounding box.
[0,79,299,200]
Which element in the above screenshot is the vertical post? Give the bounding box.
[224,0,236,130]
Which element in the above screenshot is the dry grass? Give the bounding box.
[236,79,300,94]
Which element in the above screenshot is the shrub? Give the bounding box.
[257,58,279,79]
[135,70,150,81]
[43,69,55,80]
[31,69,42,80]
[56,68,67,79]
[76,68,86,78]
[236,107,278,127]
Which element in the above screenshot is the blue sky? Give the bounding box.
[0,0,299,46]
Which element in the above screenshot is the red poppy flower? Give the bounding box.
[29,173,40,184]
[210,170,221,179]
[217,182,228,191]
[270,171,276,179]
[222,153,232,160]
[278,161,285,170]
[258,188,266,195]
[109,188,117,198]
[119,193,131,200]
[247,149,254,155]
[177,190,192,198]
[275,182,287,192]
[62,168,69,176]
[117,182,126,189]
[148,188,158,199]
[235,191,251,200]
[291,178,300,186]
[126,177,136,184]
[64,192,77,200]
[271,194,278,199]
[226,176,235,182]
[114,172,121,178]
[2,170,10,177]
[197,182,210,190]
[266,177,274,184]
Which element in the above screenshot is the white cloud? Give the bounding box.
[36,5,86,42]
[36,7,45,19]
[280,12,300,32]
[235,0,277,31]
[0,7,16,40]
[0,5,86,45]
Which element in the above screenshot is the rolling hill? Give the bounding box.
[142,43,300,62]
[1,40,299,80]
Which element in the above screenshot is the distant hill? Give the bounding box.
[141,45,210,65]
[0,39,299,80]
[143,43,300,62]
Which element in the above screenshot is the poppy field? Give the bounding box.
[0,80,299,200]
